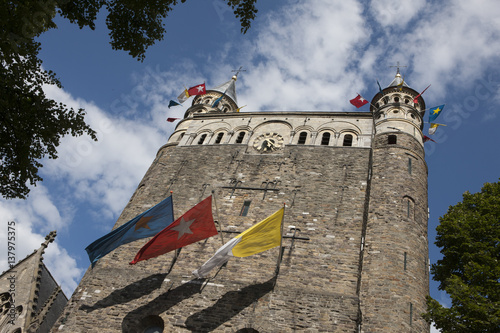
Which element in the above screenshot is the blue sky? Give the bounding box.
[1,1,500,330]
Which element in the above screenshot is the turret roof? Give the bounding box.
[210,76,238,104]
[387,70,410,88]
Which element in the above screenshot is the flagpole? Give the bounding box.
[166,191,180,274]
[357,92,377,110]
[212,190,225,244]
[274,203,286,277]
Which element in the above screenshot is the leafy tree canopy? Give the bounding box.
[0,0,257,199]
[424,181,500,332]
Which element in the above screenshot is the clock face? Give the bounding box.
[253,133,284,153]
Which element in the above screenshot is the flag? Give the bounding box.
[168,100,181,108]
[193,207,284,278]
[86,196,174,267]
[187,83,206,96]
[178,89,189,103]
[166,117,180,122]
[236,105,247,112]
[350,94,369,108]
[428,105,445,122]
[423,135,436,143]
[376,79,382,93]
[428,123,446,135]
[397,76,405,91]
[212,93,225,108]
[130,196,218,264]
[413,84,431,104]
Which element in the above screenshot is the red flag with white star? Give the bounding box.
[349,94,369,108]
[187,83,206,96]
[130,196,217,264]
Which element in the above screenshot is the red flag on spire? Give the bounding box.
[350,94,369,108]
[413,84,431,104]
[130,196,218,264]
[187,83,206,96]
[423,135,436,143]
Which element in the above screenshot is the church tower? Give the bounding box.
[360,70,429,331]
[53,71,429,332]
[1,231,68,333]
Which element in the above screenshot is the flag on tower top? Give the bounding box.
[177,89,189,103]
[413,84,431,104]
[350,94,369,108]
[423,135,436,143]
[168,100,181,108]
[428,123,446,135]
[130,196,218,265]
[428,105,445,122]
[166,118,180,122]
[187,83,206,96]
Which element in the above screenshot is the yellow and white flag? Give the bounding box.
[177,89,189,103]
[193,207,284,278]
[429,123,446,135]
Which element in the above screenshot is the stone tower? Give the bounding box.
[53,72,429,332]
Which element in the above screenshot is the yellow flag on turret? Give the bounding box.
[193,208,284,278]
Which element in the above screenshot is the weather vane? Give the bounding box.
[389,61,407,74]
[232,66,246,78]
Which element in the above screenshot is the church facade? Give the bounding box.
[53,72,429,332]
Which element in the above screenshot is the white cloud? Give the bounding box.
[41,85,168,218]
[370,0,427,28]
[233,0,371,111]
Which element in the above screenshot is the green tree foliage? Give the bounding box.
[0,0,257,199]
[424,181,500,332]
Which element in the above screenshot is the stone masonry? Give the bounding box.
[53,74,429,332]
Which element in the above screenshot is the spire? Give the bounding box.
[387,62,410,88]
[387,71,410,88]
[211,75,238,105]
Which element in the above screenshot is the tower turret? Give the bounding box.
[184,75,239,118]
[370,70,426,144]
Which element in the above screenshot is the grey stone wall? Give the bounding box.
[360,132,429,332]
[55,143,371,332]
[54,111,429,333]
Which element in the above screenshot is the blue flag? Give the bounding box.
[85,196,174,267]
[168,100,181,108]
[212,94,225,108]
[428,105,445,122]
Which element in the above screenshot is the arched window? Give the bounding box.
[297,131,307,144]
[235,131,246,144]
[320,132,331,145]
[215,132,224,144]
[197,134,207,144]
[388,134,397,144]
[178,132,184,141]
[343,134,353,147]
[403,196,415,219]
